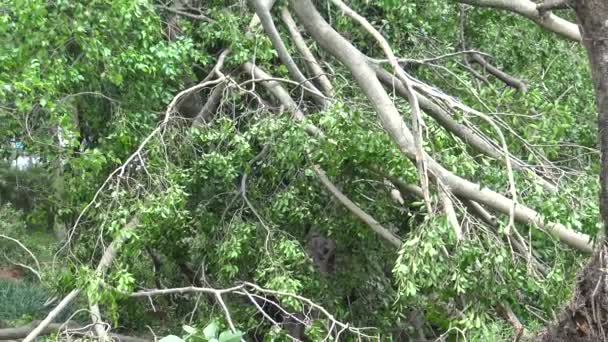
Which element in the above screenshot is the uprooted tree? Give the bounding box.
[1,0,608,340]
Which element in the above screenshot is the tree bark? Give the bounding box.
[574,1,608,236]
[458,0,580,42]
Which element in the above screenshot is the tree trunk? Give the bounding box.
[537,2,608,340]
[575,1,608,236]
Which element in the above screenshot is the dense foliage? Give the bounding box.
[0,0,601,340]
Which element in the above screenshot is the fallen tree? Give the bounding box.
[1,0,602,340]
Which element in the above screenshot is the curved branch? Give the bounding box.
[458,0,580,42]
[291,0,592,252]
[329,0,432,214]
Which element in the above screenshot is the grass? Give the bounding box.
[0,280,50,321]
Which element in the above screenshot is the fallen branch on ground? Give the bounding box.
[0,320,150,342]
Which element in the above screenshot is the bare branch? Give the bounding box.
[469,53,528,92]
[0,234,41,275]
[458,0,580,41]
[312,165,402,249]
[280,7,335,98]
[251,0,328,107]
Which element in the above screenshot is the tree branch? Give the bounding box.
[24,218,139,342]
[291,0,592,252]
[458,0,580,41]
[372,64,557,193]
[250,0,328,107]
[329,0,432,215]
[312,165,402,249]
[241,62,398,248]
[468,53,528,92]
[280,7,334,98]
[0,320,150,342]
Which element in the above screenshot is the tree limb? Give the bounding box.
[241,62,398,248]
[329,0,432,215]
[241,61,322,137]
[250,0,328,107]
[469,53,528,92]
[0,320,150,342]
[23,218,139,342]
[280,7,334,98]
[291,0,592,252]
[373,65,557,193]
[470,53,528,93]
[312,165,402,249]
[458,0,580,41]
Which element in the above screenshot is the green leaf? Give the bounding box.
[159,335,184,342]
[203,322,219,339]
[182,325,196,335]
[218,331,243,342]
